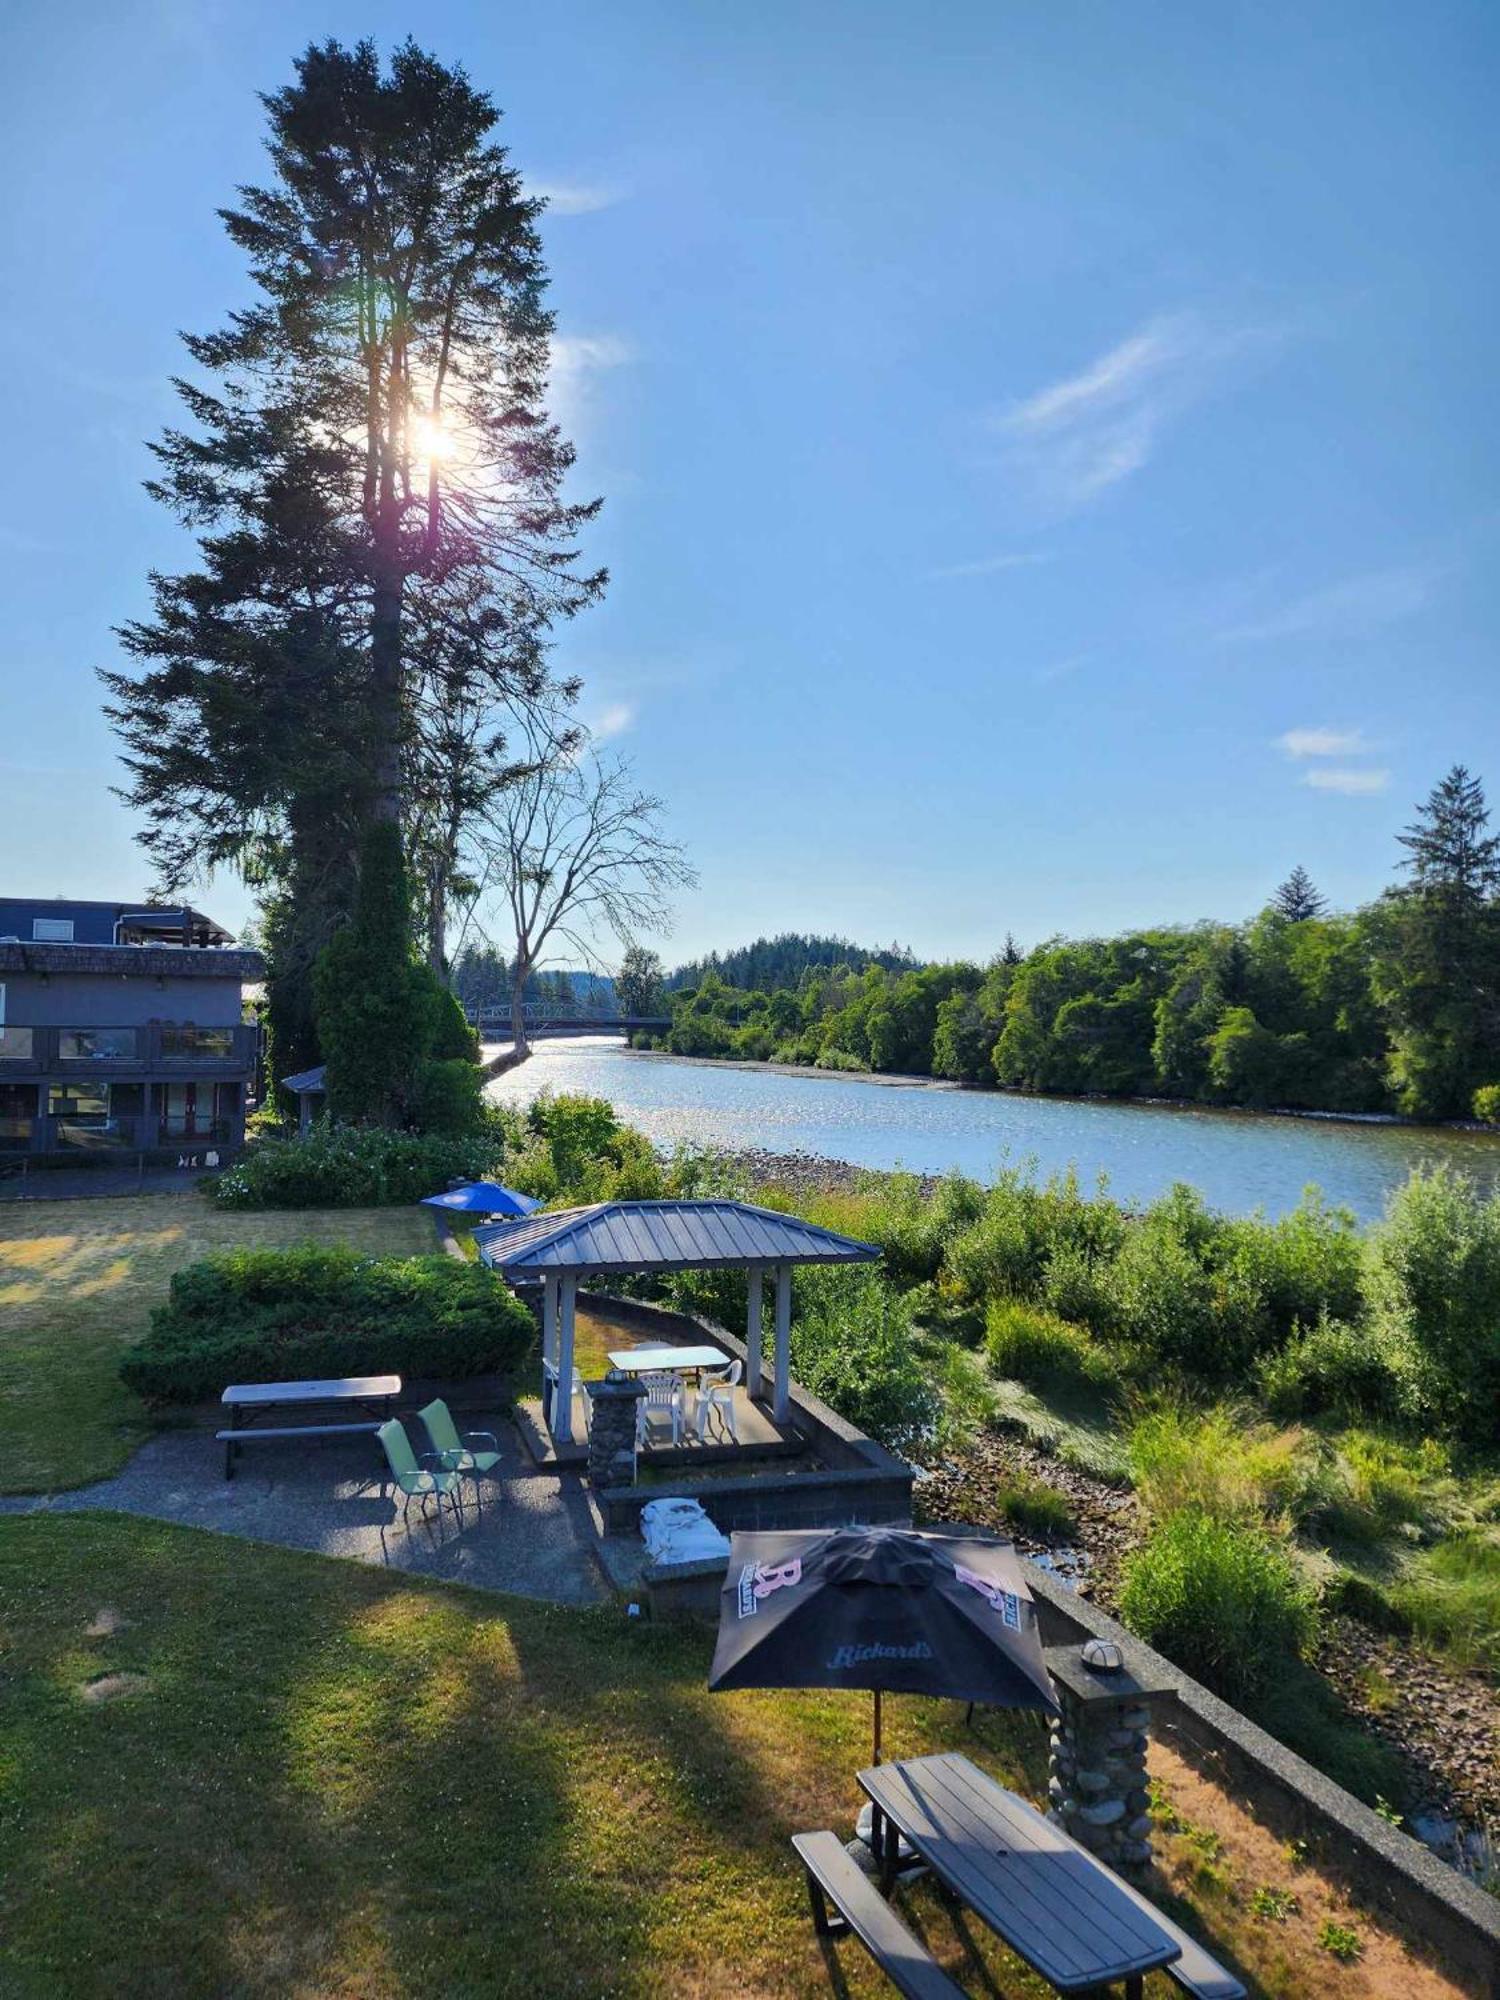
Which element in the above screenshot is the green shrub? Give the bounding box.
[943,1168,1126,1308]
[1321,1571,1412,1635]
[852,1172,986,1287]
[212,1123,510,1209]
[789,1267,939,1452]
[1039,1241,1118,1334]
[1366,1165,1500,1439]
[1128,1404,1334,1529]
[1108,1217,1224,1368]
[410,1056,488,1136]
[1119,1511,1319,1701]
[985,1300,1119,1392]
[1327,1430,1452,1538]
[1391,1530,1500,1667]
[991,1471,1075,1537]
[1473,1082,1500,1124]
[1222,1192,1364,1334]
[1256,1313,1401,1420]
[121,1247,536,1402]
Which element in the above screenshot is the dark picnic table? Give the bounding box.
[859,1751,1181,1998]
[218,1375,402,1477]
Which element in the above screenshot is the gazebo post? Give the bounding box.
[542,1274,559,1426]
[772,1263,792,1423]
[745,1265,764,1400]
[554,1272,579,1443]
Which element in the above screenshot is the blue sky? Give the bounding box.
[1,1,1495,966]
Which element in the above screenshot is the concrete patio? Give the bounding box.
[0,1410,609,1607]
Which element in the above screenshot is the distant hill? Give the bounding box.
[669,932,919,992]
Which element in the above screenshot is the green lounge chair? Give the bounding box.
[418,1399,503,1495]
[377,1417,464,1524]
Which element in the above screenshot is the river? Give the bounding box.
[484,1037,1500,1223]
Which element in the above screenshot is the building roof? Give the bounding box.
[280,1065,327,1094]
[0,898,236,947]
[474,1198,882,1278]
[0,939,263,980]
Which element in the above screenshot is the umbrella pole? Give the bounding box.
[873,1687,882,1766]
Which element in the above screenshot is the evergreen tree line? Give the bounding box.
[669,933,918,993]
[650,768,1500,1123]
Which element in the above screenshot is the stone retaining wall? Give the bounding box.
[1023,1562,1500,1997]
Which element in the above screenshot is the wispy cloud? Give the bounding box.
[590,701,636,742]
[926,551,1050,581]
[548,332,634,440]
[1221,563,1440,644]
[1276,726,1372,760]
[1303,766,1390,795]
[991,311,1277,513]
[532,179,624,217]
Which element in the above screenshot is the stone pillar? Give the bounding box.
[586,1374,646,1492]
[1044,1643,1175,1878]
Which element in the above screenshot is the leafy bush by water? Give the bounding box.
[1256,1313,1402,1421]
[985,1300,1120,1393]
[789,1267,939,1452]
[1120,1511,1319,1701]
[1365,1165,1500,1440]
[121,1247,536,1402]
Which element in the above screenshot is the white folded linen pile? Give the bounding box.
[639,1496,731,1566]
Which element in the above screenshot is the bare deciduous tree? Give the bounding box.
[461,719,695,1050]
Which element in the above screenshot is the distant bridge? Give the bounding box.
[466,1002,668,1039]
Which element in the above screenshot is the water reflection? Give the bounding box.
[487,1038,1500,1223]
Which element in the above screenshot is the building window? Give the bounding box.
[0,1082,35,1151]
[160,1025,236,1062]
[0,1027,34,1061]
[31,918,75,942]
[58,1028,139,1063]
[47,1082,132,1150]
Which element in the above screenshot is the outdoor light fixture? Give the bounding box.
[1081,1638,1124,1672]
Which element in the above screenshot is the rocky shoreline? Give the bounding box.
[715,1146,940,1198]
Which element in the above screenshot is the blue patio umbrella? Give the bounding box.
[420,1181,543,1217]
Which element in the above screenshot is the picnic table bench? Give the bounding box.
[791,1831,965,1999]
[217,1376,402,1478]
[857,1752,1243,1998]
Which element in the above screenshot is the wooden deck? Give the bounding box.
[515,1384,801,1470]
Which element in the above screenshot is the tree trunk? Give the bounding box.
[369,569,404,825]
[425,868,447,979]
[510,975,529,1055]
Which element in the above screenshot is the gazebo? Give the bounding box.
[473,1198,881,1443]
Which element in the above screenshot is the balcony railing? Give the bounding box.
[0,1024,257,1072]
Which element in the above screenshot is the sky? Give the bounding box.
[1,1,1496,968]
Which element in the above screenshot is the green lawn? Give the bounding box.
[0,1196,431,1493]
[0,1513,1448,2000]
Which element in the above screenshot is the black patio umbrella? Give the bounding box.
[708,1525,1058,1765]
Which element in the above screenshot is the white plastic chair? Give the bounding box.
[694,1357,743,1442]
[636,1370,685,1447]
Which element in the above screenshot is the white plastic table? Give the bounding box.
[606,1344,728,1376]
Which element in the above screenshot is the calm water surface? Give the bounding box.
[486,1037,1500,1223]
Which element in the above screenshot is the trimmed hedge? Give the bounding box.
[211,1125,509,1210]
[121,1246,536,1403]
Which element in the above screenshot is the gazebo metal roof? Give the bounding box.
[474,1198,880,1278]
